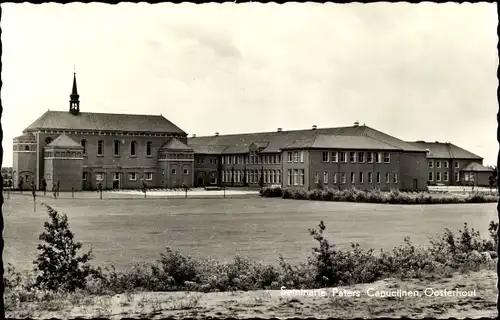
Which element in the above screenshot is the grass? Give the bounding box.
[261,186,498,204]
[4,194,497,272]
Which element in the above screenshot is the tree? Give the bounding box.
[242,165,248,187]
[33,203,100,292]
[316,179,324,190]
[489,167,498,192]
[231,166,235,186]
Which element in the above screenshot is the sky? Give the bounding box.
[1,2,498,167]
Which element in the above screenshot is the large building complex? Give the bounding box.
[12,74,491,191]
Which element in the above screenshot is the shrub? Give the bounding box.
[260,186,283,198]
[151,247,199,291]
[33,203,101,292]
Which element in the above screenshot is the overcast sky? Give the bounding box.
[1,3,498,167]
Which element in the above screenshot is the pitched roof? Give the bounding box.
[461,163,493,172]
[24,110,186,134]
[407,141,483,160]
[47,134,82,148]
[188,125,426,154]
[161,138,193,151]
[14,133,36,141]
[283,135,400,150]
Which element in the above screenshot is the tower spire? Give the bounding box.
[69,70,80,115]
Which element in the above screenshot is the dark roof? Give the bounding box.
[24,110,186,134]
[161,138,193,151]
[282,135,399,150]
[191,145,228,154]
[408,141,483,160]
[188,125,426,154]
[47,134,82,148]
[461,163,493,172]
[14,133,36,141]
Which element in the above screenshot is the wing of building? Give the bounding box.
[12,73,491,191]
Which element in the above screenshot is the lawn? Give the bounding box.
[4,194,497,272]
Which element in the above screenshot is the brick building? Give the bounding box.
[13,73,491,192]
[188,123,430,191]
[407,141,493,187]
[13,73,193,191]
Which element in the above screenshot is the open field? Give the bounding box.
[4,194,497,272]
[6,269,497,319]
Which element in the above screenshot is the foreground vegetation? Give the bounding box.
[260,186,499,204]
[5,203,499,314]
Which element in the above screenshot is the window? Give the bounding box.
[184,169,189,175]
[113,140,120,156]
[145,141,152,156]
[349,152,356,163]
[436,172,441,181]
[271,170,275,184]
[376,172,381,184]
[454,172,459,181]
[444,172,449,182]
[341,172,346,184]
[222,171,226,182]
[464,172,470,182]
[45,137,53,144]
[375,152,382,163]
[394,173,398,184]
[383,152,390,163]
[359,172,364,184]
[288,169,292,185]
[172,169,177,175]
[277,155,281,164]
[454,161,459,168]
[323,172,328,184]
[130,141,137,156]
[113,173,120,180]
[81,139,87,155]
[367,152,373,163]
[332,152,338,163]
[429,160,434,168]
[294,169,299,185]
[385,172,390,183]
[358,152,365,163]
[368,172,373,184]
[287,152,292,162]
[300,151,304,163]
[299,169,304,185]
[340,152,347,163]
[129,173,137,181]
[429,172,433,181]
[82,172,87,180]
[97,140,104,156]
[350,172,355,184]
[436,161,441,168]
[333,173,337,184]
[444,161,449,168]
[277,170,281,184]
[314,172,319,184]
[146,173,153,181]
[96,173,103,181]
[322,152,329,162]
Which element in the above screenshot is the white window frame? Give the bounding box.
[294,169,299,186]
[429,160,434,168]
[96,173,103,181]
[287,169,292,186]
[385,172,390,183]
[436,172,441,182]
[340,152,347,163]
[293,152,299,163]
[444,161,449,168]
[322,152,329,162]
[367,152,373,163]
[383,152,390,164]
[368,172,373,184]
[376,172,381,184]
[287,152,293,162]
[333,172,337,184]
[444,172,449,182]
[349,152,356,163]
[129,173,137,181]
[359,172,364,184]
[146,172,153,181]
[436,161,441,168]
[393,173,398,184]
[332,152,338,163]
[376,152,382,164]
[454,161,459,168]
[300,151,304,163]
[172,169,177,175]
[299,169,305,185]
[429,172,433,181]
[454,172,459,181]
[341,172,346,184]
[350,172,355,184]
[323,172,328,184]
[358,152,365,163]
[314,172,319,184]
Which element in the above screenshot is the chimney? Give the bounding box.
[354,121,359,127]
[277,128,282,132]
[215,132,219,136]
[312,125,317,130]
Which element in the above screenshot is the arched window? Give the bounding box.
[146,141,152,156]
[113,140,120,156]
[97,140,104,156]
[130,141,137,156]
[24,145,30,151]
[81,139,87,155]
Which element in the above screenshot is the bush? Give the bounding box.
[260,186,283,198]
[32,203,101,292]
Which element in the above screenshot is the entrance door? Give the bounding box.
[112,172,120,189]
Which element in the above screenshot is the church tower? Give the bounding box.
[69,72,80,115]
